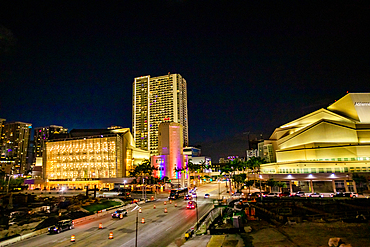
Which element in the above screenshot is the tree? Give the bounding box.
[266,179,277,192]
[129,159,157,184]
[245,180,255,194]
[276,181,287,193]
[188,159,205,186]
[233,173,246,191]
[352,173,368,192]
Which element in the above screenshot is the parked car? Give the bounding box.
[265,192,280,197]
[184,194,192,200]
[112,209,128,218]
[294,191,306,197]
[333,192,358,198]
[280,192,291,197]
[48,219,74,234]
[251,192,267,198]
[309,192,323,198]
[187,201,197,209]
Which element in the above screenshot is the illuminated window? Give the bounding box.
[319,168,324,173]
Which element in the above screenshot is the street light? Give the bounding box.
[259,174,263,201]
[131,203,141,247]
[218,179,221,200]
[195,192,199,229]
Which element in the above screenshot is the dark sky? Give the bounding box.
[1,1,369,159]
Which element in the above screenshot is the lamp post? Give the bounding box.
[195,192,199,229]
[131,203,141,247]
[218,179,221,200]
[135,209,138,247]
[259,174,263,201]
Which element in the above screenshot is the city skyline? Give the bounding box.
[1,2,369,160]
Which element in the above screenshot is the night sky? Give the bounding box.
[1,2,369,160]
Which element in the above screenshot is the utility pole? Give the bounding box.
[196,192,199,229]
[259,174,263,201]
[135,208,138,247]
[218,180,221,199]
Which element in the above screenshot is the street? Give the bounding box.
[8,183,222,247]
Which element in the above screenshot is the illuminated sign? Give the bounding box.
[354,102,370,106]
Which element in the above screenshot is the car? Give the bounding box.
[265,192,280,197]
[192,192,197,198]
[294,191,306,197]
[204,193,210,198]
[48,219,74,234]
[309,192,323,198]
[251,192,266,198]
[333,192,358,198]
[280,192,291,197]
[112,209,128,218]
[187,201,197,209]
[184,194,192,200]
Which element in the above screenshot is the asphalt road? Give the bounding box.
[9,183,222,247]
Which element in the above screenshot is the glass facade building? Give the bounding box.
[133,73,189,155]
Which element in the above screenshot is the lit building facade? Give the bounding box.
[0,121,32,174]
[260,93,370,193]
[44,128,150,189]
[133,73,189,155]
[151,122,187,182]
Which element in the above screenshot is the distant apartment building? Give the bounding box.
[0,121,32,174]
[33,125,68,178]
[0,118,5,136]
[257,142,276,163]
[246,149,259,160]
[183,147,201,157]
[133,73,189,155]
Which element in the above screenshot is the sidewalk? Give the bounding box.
[174,234,245,247]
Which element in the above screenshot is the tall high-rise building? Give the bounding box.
[133,73,189,155]
[0,118,5,136]
[33,125,68,178]
[34,125,68,161]
[0,121,32,174]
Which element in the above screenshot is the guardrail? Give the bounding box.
[183,205,215,242]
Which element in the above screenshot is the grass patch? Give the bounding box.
[82,200,122,213]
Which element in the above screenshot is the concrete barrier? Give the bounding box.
[0,228,48,247]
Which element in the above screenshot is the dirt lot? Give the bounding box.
[248,220,370,247]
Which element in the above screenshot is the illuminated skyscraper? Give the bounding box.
[0,121,32,174]
[133,73,189,155]
[33,125,68,178]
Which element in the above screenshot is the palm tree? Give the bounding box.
[266,179,277,193]
[245,180,255,194]
[246,157,266,186]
